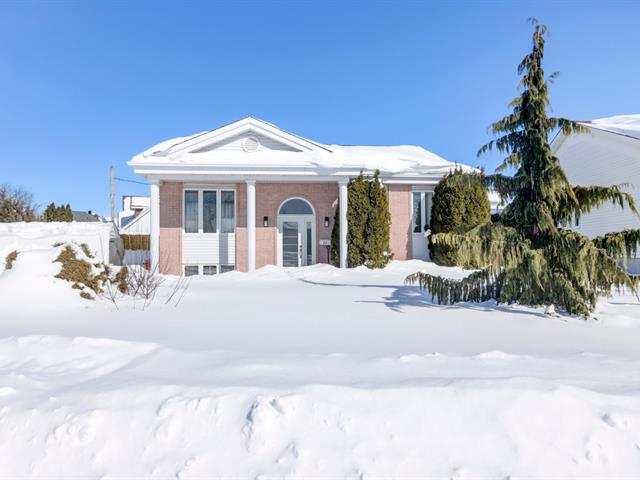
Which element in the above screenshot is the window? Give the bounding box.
[220,265,235,273]
[203,191,217,233]
[184,265,199,276]
[221,191,235,233]
[203,265,217,275]
[279,198,313,215]
[412,191,432,233]
[183,188,236,234]
[184,191,198,233]
[412,192,422,233]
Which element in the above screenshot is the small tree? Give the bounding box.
[0,184,37,222]
[365,170,392,268]
[346,173,370,267]
[429,168,491,266]
[330,170,392,268]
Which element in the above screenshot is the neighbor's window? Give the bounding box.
[203,191,217,233]
[221,190,236,233]
[184,265,199,276]
[184,191,199,233]
[220,265,235,273]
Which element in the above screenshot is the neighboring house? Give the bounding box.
[553,114,640,273]
[72,210,104,222]
[118,195,150,229]
[128,117,473,276]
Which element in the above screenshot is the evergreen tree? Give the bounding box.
[330,170,392,268]
[346,173,370,267]
[365,170,392,268]
[406,20,640,316]
[429,168,491,266]
[43,203,56,222]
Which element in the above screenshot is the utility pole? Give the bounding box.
[110,165,115,224]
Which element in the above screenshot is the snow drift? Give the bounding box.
[1,237,640,477]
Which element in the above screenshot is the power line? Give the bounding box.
[114,177,148,186]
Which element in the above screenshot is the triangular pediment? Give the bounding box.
[169,117,331,155]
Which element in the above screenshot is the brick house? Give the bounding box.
[128,117,472,275]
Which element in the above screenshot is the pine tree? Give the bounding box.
[406,20,640,316]
[64,204,73,221]
[43,203,56,222]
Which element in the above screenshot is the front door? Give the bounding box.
[278,216,315,267]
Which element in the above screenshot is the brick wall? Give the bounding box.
[235,182,339,271]
[159,181,183,275]
[387,184,412,260]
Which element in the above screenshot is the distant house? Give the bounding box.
[128,117,474,276]
[72,210,104,222]
[553,114,640,273]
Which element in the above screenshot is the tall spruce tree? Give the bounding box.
[365,170,392,268]
[406,20,640,316]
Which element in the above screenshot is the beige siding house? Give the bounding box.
[553,114,640,273]
[129,117,470,275]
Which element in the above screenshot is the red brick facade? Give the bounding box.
[159,180,416,273]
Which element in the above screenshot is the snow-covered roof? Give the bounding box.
[579,114,640,141]
[129,117,472,180]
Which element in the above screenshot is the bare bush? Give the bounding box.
[128,265,164,309]
[0,184,37,222]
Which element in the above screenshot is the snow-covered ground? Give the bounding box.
[1,229,640,477]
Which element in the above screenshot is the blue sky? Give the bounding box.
[2,1,639,216]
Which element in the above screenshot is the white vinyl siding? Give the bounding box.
[189,132,300,153]
[555,129,640,274]
[182,186,236,272]
[556,130,640,239]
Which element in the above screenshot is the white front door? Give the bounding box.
[278,215,315,267]
[411,191,432,260]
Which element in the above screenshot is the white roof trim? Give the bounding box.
[150,117,331,157]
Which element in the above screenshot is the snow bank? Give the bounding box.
[1,239,640,476]
[1,335,640,478]
[0,222,113,271]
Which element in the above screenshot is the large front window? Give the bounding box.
[183,188,235,234]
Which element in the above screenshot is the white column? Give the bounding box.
[246,180,256,272]
[339,179,348,269]
[149,180,160,271]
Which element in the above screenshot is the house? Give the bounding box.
[72,210,104,222]
[128,117,472,275]
[553,114,640,273]
[118,195,150,230]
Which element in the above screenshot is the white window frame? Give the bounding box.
[183,187,237,236]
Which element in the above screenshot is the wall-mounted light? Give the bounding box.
[324,216,330,227]
[263,216,269,227]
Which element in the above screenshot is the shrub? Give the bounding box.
[115,266,129,294]
[0,184,37,222]
[54,245,101,295]
[79,243,94,259]
[330,170,392,268]
[5,250,18,270]
[80,291,94,300]
[429,168,490,266]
